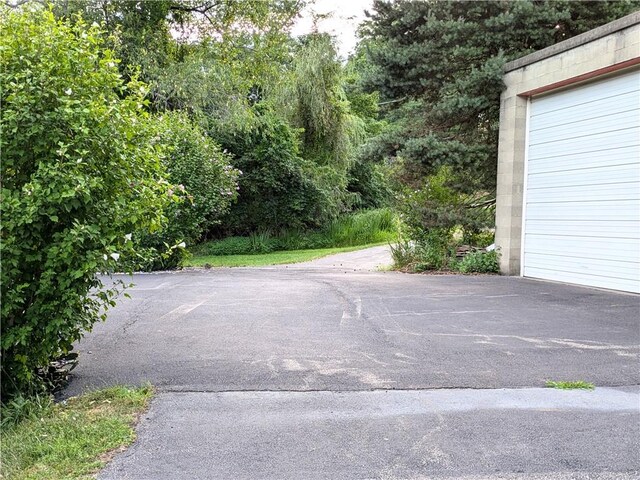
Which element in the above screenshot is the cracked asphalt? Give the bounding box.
[65,246,640,479]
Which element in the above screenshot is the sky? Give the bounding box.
[291,0,375,59]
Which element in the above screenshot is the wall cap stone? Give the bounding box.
[504,11,640,72]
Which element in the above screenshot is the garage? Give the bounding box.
[522,70,640,293]
[495,12,640,293]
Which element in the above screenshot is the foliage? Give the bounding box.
[391,242,499,274]
[131,113,239,271]
[0,385,153,479]
[53,0,175,83]
[283,34,363,169]
[413,230,458,272]
[347,154,392,210]
[342,48,392,209]
[53,0,304,84]
[396,166,494,240]
[322,208,396,247]
[50,1,388,240]
[213,106,332,233]
[454,250,499,274]
[389,240,418,271]
[273,34,377,217]
[0,393,54,428]
[195,208,397,256]
[359,0,640,228]
[0,9,172,398]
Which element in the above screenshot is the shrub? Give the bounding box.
[0,9,172,398]
[395,165,494,243]
[390,240,418,270]
[347,158,392,209]
[413,229,458,271]
[212,106,333,234]
[131,113,239,270]
[455,250,500,274]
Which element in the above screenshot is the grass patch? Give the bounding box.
[186,244,385,267]
[545,380,595,390]
[192,208,398,257]
[1,385,153,480]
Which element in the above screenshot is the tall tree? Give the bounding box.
[359,0,640,197]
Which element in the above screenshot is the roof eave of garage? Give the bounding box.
[504,10,640,73]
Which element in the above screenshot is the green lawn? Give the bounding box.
[185,243,385,268]
[1,386,153,480]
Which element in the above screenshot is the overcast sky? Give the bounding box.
[291,0,375,59]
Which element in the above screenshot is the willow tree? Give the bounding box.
[273,34,367,212]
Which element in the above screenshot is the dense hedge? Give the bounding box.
[214,107,332,234]
[131,113,240,270]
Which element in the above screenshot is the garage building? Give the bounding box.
[495,12,640,293]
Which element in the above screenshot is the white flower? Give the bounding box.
[110,253,120,261]
[65,88,72,95]
[103,254,108,261]
[124,233,132,241]
[177,242,186,249]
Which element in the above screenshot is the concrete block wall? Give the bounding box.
[495,13,640,275]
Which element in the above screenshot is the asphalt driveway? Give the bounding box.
[65,247,640,479]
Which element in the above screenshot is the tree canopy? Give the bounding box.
[358,0,640,195]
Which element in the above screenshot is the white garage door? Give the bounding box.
[523,69,640,293]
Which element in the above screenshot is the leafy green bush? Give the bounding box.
[392,165,496,272]
[130,113,239,270]
[0,9,172,399]
[193,236,255,256]
[454,250,499,274]
[213,106,332,233]
[412,229,457,271]
[396,166,493,240]
[347,157,392,209]
[463,229,495,249]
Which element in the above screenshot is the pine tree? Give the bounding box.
[359,0,640,196]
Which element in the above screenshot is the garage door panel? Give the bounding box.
[529,91,639,131]
[526,200,640,221]
[529,70,640,116]
[522,267,640,294]
[526,181,640,203]
[524,253,640,280]
[528,127,639,160]
[525,219,640,238]
[524,235,640,263]
[527,163,640,188]
[527,146,638,174]
[529,109,640,145]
